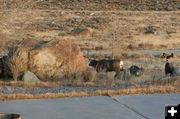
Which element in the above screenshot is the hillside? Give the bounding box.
[0,0,180,53]
[0,0,179,11]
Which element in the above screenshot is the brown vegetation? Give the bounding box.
[0,81,59,88]
[0,9,180,53]
[0,0,179,11]
[0,85,179,101]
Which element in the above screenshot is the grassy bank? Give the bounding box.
[0,85,179,101]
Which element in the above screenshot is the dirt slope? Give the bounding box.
[0,0,179,11]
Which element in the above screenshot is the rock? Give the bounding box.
[22,71,39,82]
[90,13,94,16]
[91,17,102,23]
[75,18,82,22]
[70,28,90,36]
[6,39,86,80]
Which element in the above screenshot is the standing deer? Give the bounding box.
[89,59,126,79]
[165,59,174,77]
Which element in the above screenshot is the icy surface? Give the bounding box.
[0,96,143,119]
[114,94,180,119]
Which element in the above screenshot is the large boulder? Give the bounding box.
[6,39,86,80]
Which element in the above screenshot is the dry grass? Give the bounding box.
[0,9,180,53]
[0,0,179,12]
[0,81,60,88]
[0,1,179,55]
[0,85,179,101]
[0,75,180,101]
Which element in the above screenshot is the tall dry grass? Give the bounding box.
[0,84,179,101]
[7,46,28,81]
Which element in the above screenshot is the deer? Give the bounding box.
[129,65,144,77]
[165,59,174,77]
[89,59,126,79]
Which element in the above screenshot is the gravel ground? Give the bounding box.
[0,85,130,95]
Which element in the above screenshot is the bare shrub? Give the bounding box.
[127,44,136,50]
[7,47,28,81]
[144,26,157,34]
[138,43,154,50]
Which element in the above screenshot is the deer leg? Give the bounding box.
[114,71,121,79]
[122,69,126,80]
[114,72,118,78]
